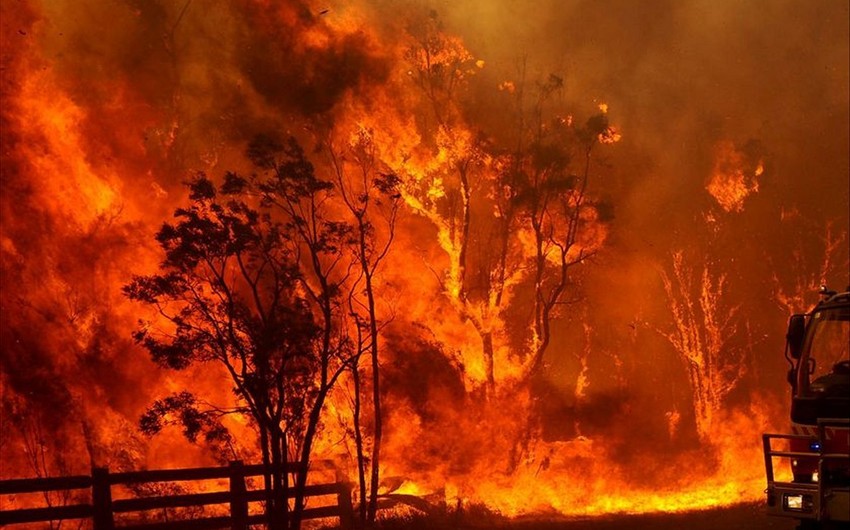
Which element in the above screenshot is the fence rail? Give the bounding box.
[0,460,353,529]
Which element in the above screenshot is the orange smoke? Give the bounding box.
[2,0,848,524]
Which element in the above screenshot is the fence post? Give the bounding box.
[334,466,354,530]
[91,467,114,530]
[229,460,248,530]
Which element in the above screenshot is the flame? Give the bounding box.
[1,0,847,525]
[706,140,761,213]
[373,397,786,517]
[14,70,120,226]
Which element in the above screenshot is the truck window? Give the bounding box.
[799,309,850,394]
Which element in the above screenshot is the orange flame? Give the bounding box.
[3,1,842,525]
[706,140,761,213]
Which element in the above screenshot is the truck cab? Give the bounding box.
[788,290,850,484]
[763,288,849,529]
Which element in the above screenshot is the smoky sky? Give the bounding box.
[436,0,848,214]
[430,0,849,411]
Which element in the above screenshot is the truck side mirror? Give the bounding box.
[787,314,806,359]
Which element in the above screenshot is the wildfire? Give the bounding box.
[1,0,847,528]
[15,70,120,226]
[706,140,762,213]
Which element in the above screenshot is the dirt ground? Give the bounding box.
[369,502,813,530]
[501,503,803,530]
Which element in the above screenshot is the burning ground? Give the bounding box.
[1,0,848,523]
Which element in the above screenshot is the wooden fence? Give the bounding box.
[0,461,354,529]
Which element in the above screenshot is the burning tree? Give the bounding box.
[772,220,848,315]
[401,12,506,394]
[325,126,402,525]
[125,155,353,530]
[400,14,619,397]
[507,83,620,382]
[660,250,747,440]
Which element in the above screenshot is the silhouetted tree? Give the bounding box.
[515,96,619,380]
[326,126,401,524]
[126,164,352,530]
[243,134,356,529]
[491,73,619,470]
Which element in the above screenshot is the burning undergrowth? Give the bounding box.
[1,0,848,524]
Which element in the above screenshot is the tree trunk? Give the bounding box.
[365,270,382,524]
[482,331,496,397]
[291,386,331,530]
[351,362,367,525]
[259,423,275,530]
[269,428,288,530]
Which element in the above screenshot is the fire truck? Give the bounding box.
[763,287,850,529]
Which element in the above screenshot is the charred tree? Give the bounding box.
[3,392,86,530]
[485,73,620,471]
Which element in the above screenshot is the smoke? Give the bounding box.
[0,0,847,514]
[437,0,848,231]
[427,0,849,420]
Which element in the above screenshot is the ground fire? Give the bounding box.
[1,1,848,530]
